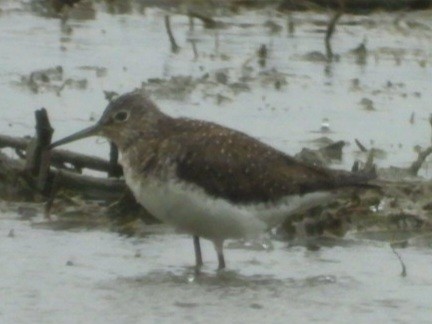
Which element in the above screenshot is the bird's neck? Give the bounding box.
[118,133,170,181]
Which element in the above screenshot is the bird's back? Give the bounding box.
[122,116,374,207]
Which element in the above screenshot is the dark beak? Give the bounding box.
[49,124,101,149]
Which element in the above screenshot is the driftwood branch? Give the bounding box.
[0,106,126,204]
[1,153,126,200]
[0,134,30,150]
[51,168,126,199]
[0,134,122,175]
[0,106,126,202]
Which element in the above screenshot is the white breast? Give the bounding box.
[122,166,336,241]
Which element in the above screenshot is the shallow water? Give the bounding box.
[2,211,432,324]
[0,2,432,323]
[0,3,431,173]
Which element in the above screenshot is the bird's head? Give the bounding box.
[49,90,166,150]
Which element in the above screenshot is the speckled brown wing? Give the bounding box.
[172,120,370,205]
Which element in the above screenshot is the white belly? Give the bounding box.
[124,173,335,241]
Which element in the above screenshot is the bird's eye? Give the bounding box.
[113,111,129,122]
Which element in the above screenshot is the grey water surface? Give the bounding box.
[0,2,432,323]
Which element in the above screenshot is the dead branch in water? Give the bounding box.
[355,138,368,152]
[391,245,407,277]
[0,110,125,203]
[0,153,126,200]
[0,134,122,175]
[409,146,432,176]
[325,10,343,61]
[164,15,180,54]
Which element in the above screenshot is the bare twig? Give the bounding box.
[164,15,180,54]
[391,245,407,277]
[409,146,432,176]
[325,11,342,61]
[355,138,368,152]
[325,0,345,61]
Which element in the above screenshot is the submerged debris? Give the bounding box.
[142,76,197,100]
[359,97,376,111]
[17,66,88,95]
[351,41,368,65]
[7,229,15,238]
[295,140,345,166]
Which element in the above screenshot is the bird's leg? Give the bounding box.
[193,235,203,269]
[213,239,226,270]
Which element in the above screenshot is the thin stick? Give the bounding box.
[355,138,368,152]
[164,15,180,54]
[391,245,407,277]
[409,146,432,176]
[325,11,342,61]
[35,109,54,193]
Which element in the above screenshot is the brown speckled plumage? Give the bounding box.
[98,91,372,205]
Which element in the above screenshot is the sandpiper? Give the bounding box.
[50,90,374,270]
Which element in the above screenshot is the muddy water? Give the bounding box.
[1,2,432,323]
[2,210,432,323]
